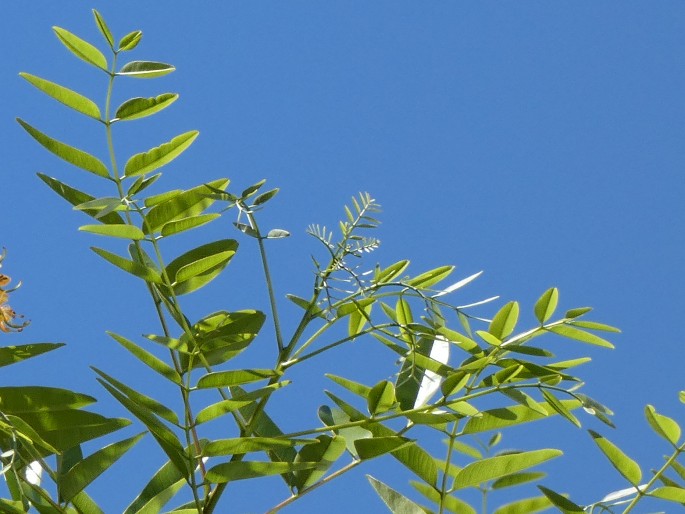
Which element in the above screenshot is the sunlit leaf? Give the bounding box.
[292,435,347,491]
[164,239,238,296]
[115,94,179,121]
[266,228,290,239]
[367,381,396,415]
[0,343,64,368]
[79,224,145,240]
[367,475,427,514]
[118,31,142,51]
[0,386,95,413]
[564,307,592,319]
[463,400,581,434]
[107,332,181,385]
[374,260,410,285]
[492,471,546,490]
[645,405,681,445]
[17,119,109,177]
[205,461,317,483]
[569,320,621,333]
[540,389,580,428]
[20,73,101,119]
[411,480,476,514]
[650,486,685,502]
[489,301,520,340]
[203,437,312,457]
[493,495,552,514]
[118,61,175,78]
[58,433,144,501]
[174,250,236,284]
[326,374,372,398]
[92,9,114,49]
[534,288,558,324]
[160,214,220,237]
[195,369,279,389]
[38,174,124,224]
[549,325,614,349]
[432,271,483,298]
[124,130,198,177]
[589,430,641,484]
[91,247,162,284]
[124,458,185,514]
[454,449,562,489]
[53,26,107,70]
[355,436,414,460]
[406,265,454,289]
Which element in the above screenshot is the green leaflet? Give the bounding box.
[118,31,142,52]
[164,239,238,296]
[463,400,581,434]
[91,247,162,284]
[106,332,181,385]
[454,449,562,490]
[17,119,109,177]
[98,380,189,477]
[53,26,108,71]
[367,475,428,514]
[115,94,178,121]
[367,380,397,415]
[91,368,179,425]
[549,324,615,349]
[650,486,685,502]
[195,369,280,389]
[203,437,312,457]
[0,343,64,368]
[355,436,414,460]
[144,179,229,234]
[58,433,145,502]
[20,73,101,119]
[374,260,410,285]
[79,224,146,240]
[537,486,585,513]
[37,174,124,224]
[0,386,95,413]
[534,288,559,324]
[123,459,186,514]
[645,405,681,445]
[492,495,552,514]
[492,471,546,490]
[541,389,580,428]
[588,430,641,485]
[326,374,372,399]
[489,301,520,340]
[205,461,318,483]
[160,214,220,237]
[406,265,454,289]
[92,9,114,50]
[118,61,175,78]
[292,435,347,491]
[124,130,198,177]
[194,383,290,425]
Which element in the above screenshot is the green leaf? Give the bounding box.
[650,486,685,502]
[164,239,238,296]
[355,436,414,460]
[92,9,114,49]
[205,461,317,483]
[118,31,142,51]
[91,368,179,425]
[0,343,64,368]
[17,119,109,177]
[493,495,552,514]
[318,404,372,459]
[91,247,162,284]
[565,307,592,318]
[194,399,254,425]
[500,389,547,416]
[53,27,107,70]
[123,458,185,514]
[374,260,410,284]
[160,214,220,237]
[463,400,581,434]
[98,381,189,476]
[37,174,124,224]
[0,386,95,413]
[241,179,266,198]
[79,224,145,240]
[254,188,279,205]
[537,486,585,513]
[326,374,372,399]
[534,288,558,324]
[492,471,546,490]
[203,437,311,457]
[367,381,396,415]
[124,130,198,177]
[195,369,279,389]
[406,265,454,289]
[645,405,681,445]
[454,449,562,489]
[367,475,427,514]
[115,94,179,122]
[549,324,615,349]
[540,389,580,428]
[489,301,519,340]
[145,179,228,234]
[107,332,181,385]
[589,430,641,484]
[569,320,621,333]
[118,61,175,78]
[128,173,162,197]
[58,433,144,502]
[19,73,101,119]
[292,435,347,491]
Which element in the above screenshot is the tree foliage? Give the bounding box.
[1,10,683,514]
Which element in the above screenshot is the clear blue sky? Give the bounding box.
[2,2,684,512]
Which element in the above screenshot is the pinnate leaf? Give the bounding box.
[53,27,108,70]
[20,73,101,119]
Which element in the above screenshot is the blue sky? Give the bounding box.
[2,2,684,512]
